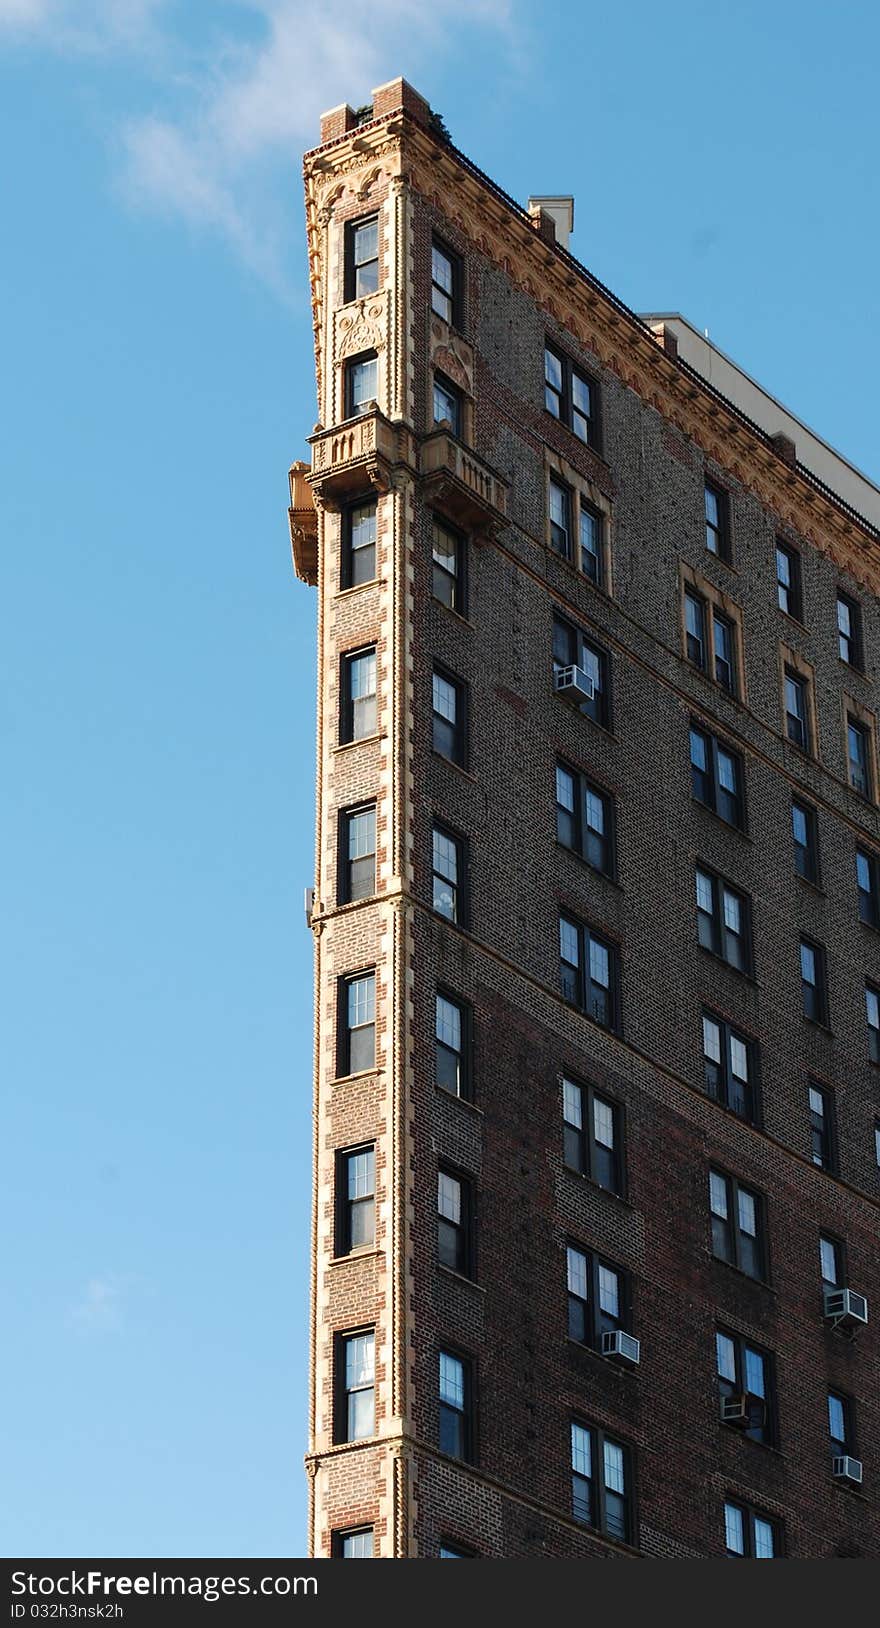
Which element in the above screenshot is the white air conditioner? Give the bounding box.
[554,663,595,703]
[601,1330,640,1366]
[823,1287,869,1330]
[721,1392,765,1428]
[833,1455,863,1486]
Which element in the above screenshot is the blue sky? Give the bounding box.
[2,0,877,1560]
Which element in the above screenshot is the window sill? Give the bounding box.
[710,1255,775,1294]
[431,747,478,783]
[561,1163,631,1210]
[331,1068,381,1088]
[846,786,878,810]
[438,1265,484,1294]
[692,796,750,840]
[838,657,867,679]
[777,607,806,632]
[329,1248,383,1267]
[335,578,383,600]
[560,992,622,1038]
[703,546,737,574]
[431,597,473,630]
[718,1425,782,1457]
[333,733,387,755]
[802,1017,834,1039]
[564,1335,640,1372]
[546,544,612,603]
[542,407,607,469]
[554,838,620,890]
[795,874,825,898]
[434,1084,483,1117]
[554,692,616,740]
[696,944,758,987]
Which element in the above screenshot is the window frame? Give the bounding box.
[570,1419,633,1544]
[837,592,863,669]
[431,514,466,614]
[435,988,472,1099]
[341,496,378,590]
[856,845,880,928]
[819,1232,844,1289]
[566,1242,630,1351]
[561,1075,623,1194]
[724,1500,781,1559]
[775,540,802,621]
[800,937,829,1027]
[431,237,462,328]
[828,1389,856,1458]
[846,713,874,800]
[808,1080,837,1172]
[339,801,377,905]
[689,722,746,830]
[552,613,612,730]
[340,646,378,744]
[336,1144,376,1256]
[716,1327,777,1447]
[431,820,466,925]
[438,1348,474,1463]
[701,1009,759,1124]
[335,1328,376,1444]
[704,479,731,561]
[437,1164,475,1279]
[344,214,380,302]
[555,760,616,879]
[709,1167,767,1281]
[344,351,379,419]
[544,341,599,448]
[432,370,464,437]
[866,982,880,1065]
[791,798,820,887]
[334,1527,375,1559]
[559,913,621,1033]
[338,969,377,1077]
[784,665,812,753]
[432,665,467,768]
[695,864,753,975]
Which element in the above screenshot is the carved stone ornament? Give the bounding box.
[334,290,389,363]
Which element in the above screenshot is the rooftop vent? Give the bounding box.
[527,195,574,251]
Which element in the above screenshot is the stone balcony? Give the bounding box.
[420,430,509,530]
[288,461,318,585]
[307,407,399,507]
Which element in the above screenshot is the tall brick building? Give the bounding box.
[290,78,879,1558]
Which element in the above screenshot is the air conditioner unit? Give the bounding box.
[601,1330,640,1366]
[823,1287,869,1330]
[720,1393,765,1428]
[833,1455,863,1486]
[554,664,595,703]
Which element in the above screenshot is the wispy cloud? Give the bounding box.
[0,0,522,295]
[70,1274,130,1333]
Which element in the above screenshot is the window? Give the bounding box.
[685,589,707,669]
[555,762,614,877]
[571,1422,631,1542]
[345,353,378,418]
[709,1170,765,1279]
[340,971,376,1075]
[847,715,872,798]
[580,502,605,585]
[776,541,801,619]
[800,938,828,1025]
[438,1168,473,1276]
[337,1146,375,1254]
[340,804,376,903]
[724,1502,780,1559]
[552,615,611,729]
[819,1234,842,1288]
[566,1245,627,1348]
[544,344,596,445]
[856,847,879,927]
[837,593,862,668]
[432,822,464,923]
[716,1329,775,1445]
[828,1391,854,1458]
[866,983,880,1064]
[433,372,462,436]
[548,476,571,558]
[341,648,377,742]
[559,915,619,1031]
[690,724,745,829]
[792,800,819,885]
[702,1012,757,1122]
[562,1076,621,1192]
[439,1351,472,1461]
[713,610,736,693]
[345,215,379,301]
[875,1120,880,1166]
[336,1528,374,1559]
[808,1083,836,1171]
[342,499,377,588]
[784,667,810,751]
[435,990,470,1097]
[439,1542,474,1559]
[432,667,466,766]
[695,867,751,973]
[337,1331,375,1442]
[705,481,729,559]
[431,240,460,326]
[431,516,465,612]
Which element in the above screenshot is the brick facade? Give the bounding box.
[296,78,880,1559]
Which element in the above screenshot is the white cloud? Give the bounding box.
[70,1275,127,1333]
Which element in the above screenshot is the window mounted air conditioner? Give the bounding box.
[823,1287,869,1331]
[601,1330,640,1366]
[721,1393,765,1428]
[554,664,595,703]
[833,1456,863,1486]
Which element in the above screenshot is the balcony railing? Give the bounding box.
[308,407,398,505]
[420,430,509,529]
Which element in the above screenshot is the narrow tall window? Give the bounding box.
[435,991,469,1097]
[800,938,828,1025]
[345,353,378,418]
[716,1330,775,1445]
[837,593,862,668]
[792,800,819,884]
[549,476,572,558]
[784,668,810,751]
[433,373,462,436]
[866,983,880,1064]
[439,1352,471,1461]
[685,589,707,669]
[338,1331,375,1442]
[819,1235,842,1288]
[431,516,465,612]
[724,1502,780,1558]
[566,1245,627,1347]
[341,971,376,1075]
[808,1083,835,1170]
[346,216,379,300]
[559,915,619,1031]
[432,823,464,923]
[713,610,736,692]
[828,1391,854,1458]
[432,667,466,766]
[580,503,604,584]
[857,848,879,926]
[338,1146,375,1253]
[709,1169,765,1279]
[847,716,872,798]
[555,762,614,877]
[695,867,751,973]
[705,481,729,559]
[571,1423,631,1541]
[343,499,377,588]
[702,1012,756,1122]
[342,648,377,742]
[340,804,376,903]
[690,724,745,829]
[562,1077,621,1192]
[438,1169,472,1276]
[431,241,458,325]
[776,541,801,618]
